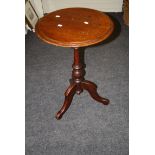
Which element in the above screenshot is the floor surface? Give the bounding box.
[26,13,129,155]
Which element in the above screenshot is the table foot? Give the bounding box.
[81,80,109,105]
[55,83,77,120]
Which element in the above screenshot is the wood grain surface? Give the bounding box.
[35,8,114,47]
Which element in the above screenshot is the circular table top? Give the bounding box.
[35,8,114,47]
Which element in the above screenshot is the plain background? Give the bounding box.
[0,1,155,155]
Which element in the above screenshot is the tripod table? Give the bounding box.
[35,8,114,120]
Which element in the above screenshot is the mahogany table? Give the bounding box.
[35,8,114,120]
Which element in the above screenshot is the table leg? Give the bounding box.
[81,80,109,105]
[55,47,109,120]
[55,83,77,120]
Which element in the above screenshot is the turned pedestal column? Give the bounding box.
[56,48,109,119]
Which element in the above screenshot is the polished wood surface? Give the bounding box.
[35,8,113,120]
[35,8,114,47]
[56,48,109,120]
